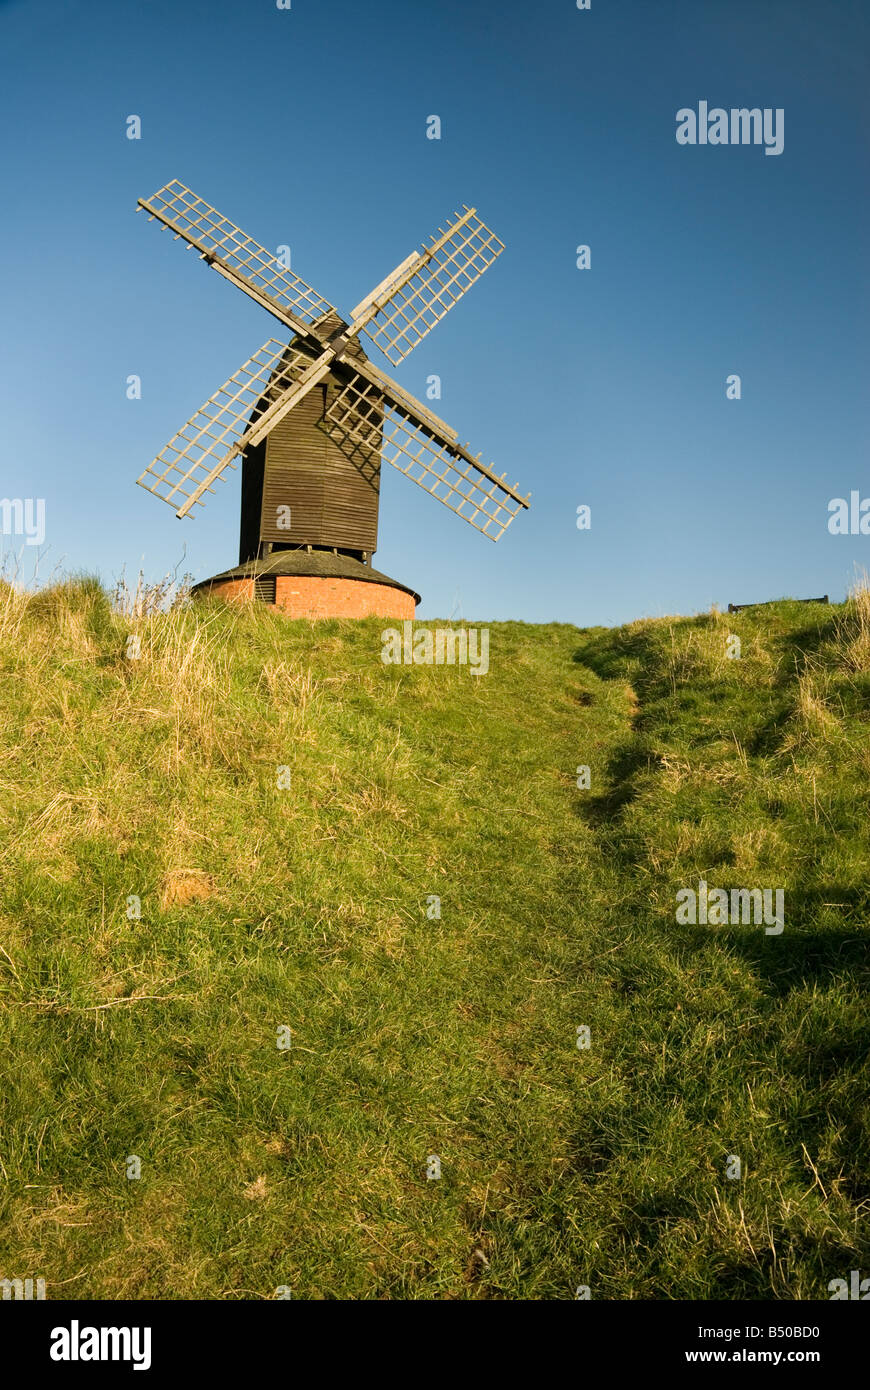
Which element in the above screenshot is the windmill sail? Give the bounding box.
[135,180,529,565]
[353,207,505,365]
[136,339,318,517]
[138,180,336,328]
[324,372,529,541]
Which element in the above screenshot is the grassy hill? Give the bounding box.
[0,577,867,1299]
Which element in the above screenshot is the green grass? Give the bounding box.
[0,578,867,1299]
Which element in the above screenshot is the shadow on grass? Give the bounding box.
[572,628,660,691]
[687,913,870,998]
[715,918,870,1204]
[769,615,840,673]
[744,701,793,756]
[577,739,663,826]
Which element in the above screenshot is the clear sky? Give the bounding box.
[1,0,868,624]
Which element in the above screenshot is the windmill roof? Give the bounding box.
[192,550,421,603]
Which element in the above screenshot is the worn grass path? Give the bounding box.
[0,581,867,1298]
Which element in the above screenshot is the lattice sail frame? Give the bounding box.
[139,180,336,327]
[136,339,313,514]
[324,374,526,541]
[136,182,529,535]
[358,208,505,366]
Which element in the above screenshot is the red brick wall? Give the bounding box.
[204,575,416,620]
[207,579,255,604]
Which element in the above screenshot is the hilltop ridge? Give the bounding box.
[0,579,867,1298]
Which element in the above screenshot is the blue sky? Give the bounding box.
[0,0,867,624]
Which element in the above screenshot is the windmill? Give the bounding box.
[135,181,530,619]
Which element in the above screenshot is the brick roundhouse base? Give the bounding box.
[205,574,417,621]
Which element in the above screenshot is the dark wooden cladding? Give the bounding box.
[238,437,266,565]
[261,375,380,551]
[238,337,382,564]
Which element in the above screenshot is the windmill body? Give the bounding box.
[239,322,381,567]
[135,182,529,618]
